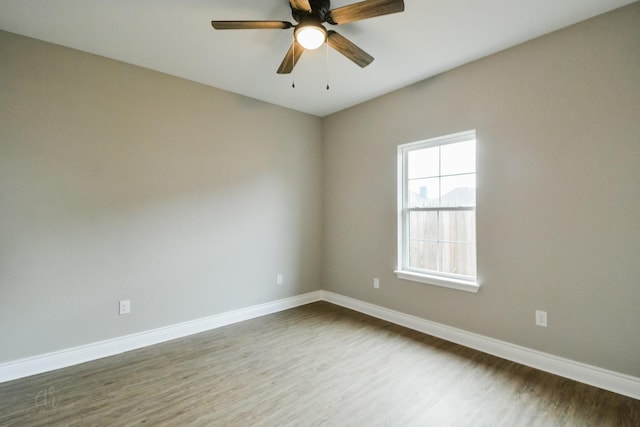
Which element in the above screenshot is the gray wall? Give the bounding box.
[322,3,640,377]
[0,31,323,362]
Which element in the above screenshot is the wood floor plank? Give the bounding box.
[1,302,638,426]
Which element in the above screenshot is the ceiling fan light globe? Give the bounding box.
[295,25,326,50]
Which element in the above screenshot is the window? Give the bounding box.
[396,130,479,293]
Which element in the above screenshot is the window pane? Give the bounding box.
[409,211,438,241]
[408,178,439,207]
[440,242,476,277]
[440,174,476,207]
[399,131,477,282]
[439,210,476,244]
[441,140,476,176]
[408,146,439,179]
[409,240,438,271]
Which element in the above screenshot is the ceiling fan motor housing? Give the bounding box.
[292,0,331,23]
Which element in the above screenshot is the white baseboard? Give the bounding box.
[2,289,638,401]
[320,290,640,400]
[0,291,322,383]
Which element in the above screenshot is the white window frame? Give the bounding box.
[395,130,480,293]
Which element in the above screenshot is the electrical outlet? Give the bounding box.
[373,278,380,289]
[535,310,547,327]
[276,274,284,285]
[119,300,131,315]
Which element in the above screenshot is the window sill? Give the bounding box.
[394,270,481,293]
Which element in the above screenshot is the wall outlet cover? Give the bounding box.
[119,300,131,315]
[535,310,547,327]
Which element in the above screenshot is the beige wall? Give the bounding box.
[0,31,323,362]
[322,3,640,376]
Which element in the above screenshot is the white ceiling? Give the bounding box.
[0,0,636,116]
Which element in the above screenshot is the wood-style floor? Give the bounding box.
[1,301,638,426]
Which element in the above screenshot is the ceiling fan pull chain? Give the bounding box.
[326,41,330,90]
[292,35,296,88]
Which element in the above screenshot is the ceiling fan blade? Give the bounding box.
[211,21,293,30]
[277,41,305,74]
[289,0,312,12]
[327,31,374,68]
[329,0,404,25]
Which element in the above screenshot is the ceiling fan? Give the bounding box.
[211,0,405,74]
